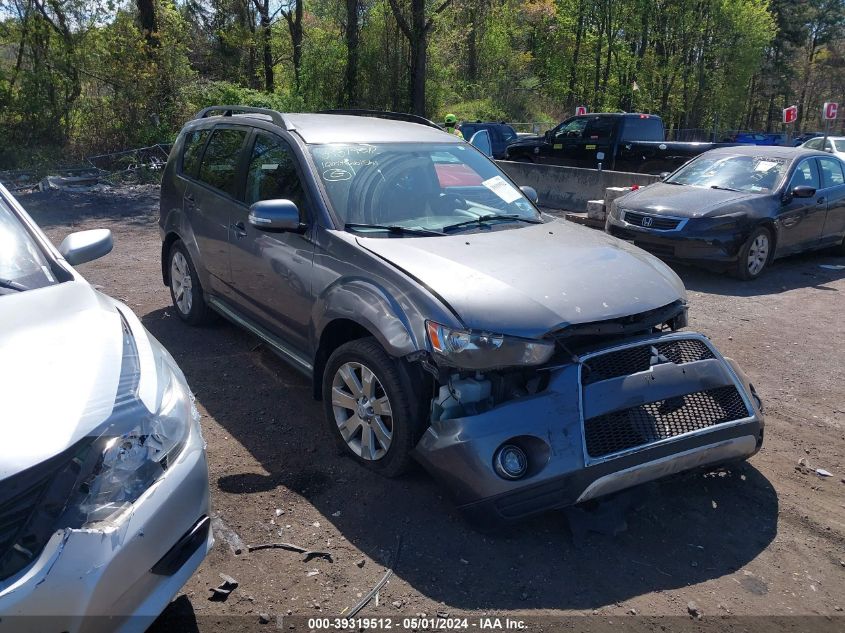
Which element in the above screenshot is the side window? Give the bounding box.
[198,128,248,197]
[584,118,616,141]
[245,133,309,214]
[818,157,845,188]
[181,129,209,178]
[805,138,822,150]
[787,159,820,191]
[555,118,588,140]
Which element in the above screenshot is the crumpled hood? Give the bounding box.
[0,281,125,479]
[619,183,760,218]
[357,219,686,338]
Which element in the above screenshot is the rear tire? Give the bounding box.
[321,337,426,477]
[733,226,772,280]
[167,240,215,325]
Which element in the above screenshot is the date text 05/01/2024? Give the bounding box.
[305,617,527,630]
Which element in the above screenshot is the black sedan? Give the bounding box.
[606,146,845,279]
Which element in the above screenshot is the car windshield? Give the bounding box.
[0,197,57,294]
[309,143,540,234]
[667,154,788,193]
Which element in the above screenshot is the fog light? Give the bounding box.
[494,445,528,480]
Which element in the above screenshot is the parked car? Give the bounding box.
[724,132,786,146]
[792,132,823,146]
[504,113,737,174]
[456,121,518,159]
[159,106,764,524]
[606,146,845,279]
[801,135,845,160]
[0,183,210,632]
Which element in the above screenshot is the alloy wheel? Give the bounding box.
[170,251,193,315]
[746,233,769,276]
[331,362,393,460]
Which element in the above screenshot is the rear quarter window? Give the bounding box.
[180,129,210,177]
[620,117,665,142]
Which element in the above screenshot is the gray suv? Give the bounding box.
[160,107,764,523]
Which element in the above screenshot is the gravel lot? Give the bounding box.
[17,185,845,632]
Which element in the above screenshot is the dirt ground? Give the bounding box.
[17,185,845,631]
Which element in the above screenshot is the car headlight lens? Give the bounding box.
[694,213,745,231]
[426,320,555,369]
[68,353,195,527]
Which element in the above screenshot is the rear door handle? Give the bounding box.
[184,192,195,203]
[232,221,247,237]
[817,197,826,204]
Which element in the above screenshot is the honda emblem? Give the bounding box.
[642,216,654,227]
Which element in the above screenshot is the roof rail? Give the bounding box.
[318,109,442,130]
[194,105,290,129]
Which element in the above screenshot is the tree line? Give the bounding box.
[0,0,842,167]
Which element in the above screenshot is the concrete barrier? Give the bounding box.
[495,160,660,212]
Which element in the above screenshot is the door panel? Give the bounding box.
[183,127,249,287]
[818,157,845,244]
[539,118,588,165]
[777,158,826,254]
[229,132,315,352]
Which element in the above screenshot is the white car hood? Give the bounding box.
[0,281,126,479]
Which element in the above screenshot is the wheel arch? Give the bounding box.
[161,231,181,285]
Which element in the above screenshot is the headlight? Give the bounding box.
[68,351,196,527]
[426,320,555,370]
[693,212,746,231]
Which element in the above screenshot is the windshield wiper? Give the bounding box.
[710,185,741,192]
[664,180,686,185]
[0,279,27,292]
[344,223,444,236]
[441,214,542,233]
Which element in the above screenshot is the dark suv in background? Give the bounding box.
[158,106,763,524]
[456,121,518,159]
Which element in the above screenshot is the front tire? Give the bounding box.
[167,240,215,324]
[322,338,426,477]
[733,226,772,280]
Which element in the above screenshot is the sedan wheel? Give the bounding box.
[331,362,394,461]
[746,233,770,277]
[734,227,773,280]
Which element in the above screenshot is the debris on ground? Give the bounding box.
[258,613,271,624]
[211,516,248,555]
[815,468,832,477]
[248,542,333,563]
[687,600,702,619]
[208,573,239,602]
[356,558,366,568]
[344,535,402,618]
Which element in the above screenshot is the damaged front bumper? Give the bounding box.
[0,420,212,633]
[414,332,764,523]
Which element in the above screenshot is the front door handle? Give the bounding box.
[232,222,247,237]
[817,197,826,205]
[184,192,195,203]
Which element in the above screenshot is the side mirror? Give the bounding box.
[520,185,539,204]
[248,199,303,232]
[791,185,816,199]
[468,129,493,157]
[659,172,671,181]
[59,229,113,266]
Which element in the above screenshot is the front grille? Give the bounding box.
[582,338,715,385]
[584,385,750,458]
[625,211,681,231]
